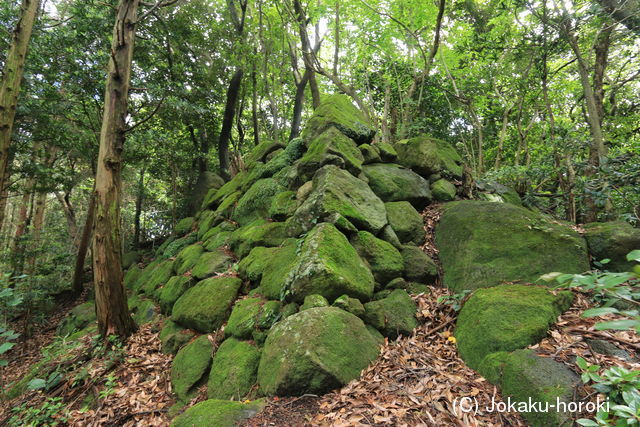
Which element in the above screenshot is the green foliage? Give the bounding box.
[9,397,69,427]
[437,289,472,312]
[575,357,640,426]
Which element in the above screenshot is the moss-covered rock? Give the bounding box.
[225,297,263,339]
[160,319,196,354]
[376,142,397,161]
[283,223,375,303]
[395,135,463,179]
[359,143,381,164]
[431,179,456,201]
[228,220,287,258]
[238,242,298,300]
[171,399,265,427]
[196,210,218,239]
[257,307,380,395]
[385,201,424,245]
[301,94,374,144]
[175,217,195,235]
[190,171,225,214]
[332,294,365,318]
[363,289,417,339]
[161,234,197,259]
[57,301,96,336]
[122,250,140,269]
[124,265,142,290]
[203,232,233,252]
[289,165,387,234]
[140,259,174,296]
[351,231,404,284]
[300,294,329,311]
[172,277,242,333]
[269,191,298,221]
[479,349,579,427]
[131,297,157,325]
[400,245,438,284]
[173,244,204,276]
[584,221,640,272]
[232,178,285,226]
[436,201,590,292]
[212,190,241,220]
[455,284,573,369]
[385,278,430,294]
[281,302,299,319]
[362,163,432,209]
[298,127,365,181]
[158,275,193,315]
[245,140,286,168]
[476,180,522,206]
[205,171,250,209]
[191,249,233,280]
[207,338,261,400]
[171,335,213,402]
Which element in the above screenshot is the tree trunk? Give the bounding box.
[92,0,139,338]
[218,69,243,180]
[289,69,311,141]
[73,190,95,295]
[0,0,40,235]
[55,191,80,249]
[25,190,46,274]
[251,62,260,146]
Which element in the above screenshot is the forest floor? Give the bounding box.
[2,208,639,426]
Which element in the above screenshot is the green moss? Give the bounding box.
[359,143,381,164]
[362,163,432,208]
[269,191,298,221]
[395,134,463,179]
[202,220,236,242]
[431,179,456,201]
[196,210,218,239]
[131,298,157,325]
[284,223,375,303]
[584,221,640,272]
[122,250,140,269]
[158,275,193,315]
[245,140,286,168]
[400,245,438,284]
[301,94,374,144]
[228,220,287,258]
[225,297,263,339]
[257,307,380,396]
[207,171,249,209]
[203,231,233,252]
[124,265,143,290]
[351,231,404,284]
[57,301,96,336]
[140,259,174,296]
[173,244,204,276]
[191,249,233,280]
[161,234,197,259]
[332,295,365,318]
[239,242,299,300]
[300,294,329,311]
[171,335,213,402]
[298,127,364,180]
[231,178,285,226]
[363,289,417,339]
[175,217,195,235]
[207,338,261,400]
[436,201,590,292]
[376,142,397,161]
[171,399,265,427]
[478,350,579,426]
[281,302,299,319]
[172,277,242,333]
[385,201,424,245]
[212,190,241,220]
[160,319,196,355]
[455,284,573,369]
[290,165,388,234]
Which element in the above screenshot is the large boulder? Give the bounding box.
[395,135,463,179]
[301,94,374,144]
[173,244,204,276]
[257,307,381,396]
[208,338,261,400]
[480,350,579,427]
[189,171,225,214]
[172,277,241,333]
[158,275,193,314]
[350,231,404,284]
[385,201,424,245]
[400,245,438,284]
[171,399,265,427]
[225,298,281,341]
[227,220,287,258]
[171,335,213,402]
[363,289,417,339]
[455,284,573,369]
[298,126,364,180]
[231,178,284,226]
[238,243,298,300]
[139,259,174,295]
[159,319,196,354]
[57,301,96,336]
[289,165,387,234]
[283,223,375,303]
[584,221,640,272]
[362,163,432,208]
[191,249,233,280]
[436,201,590,292]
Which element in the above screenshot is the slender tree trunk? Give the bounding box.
[92,0,139,338]
[289,70,311,141]
[55,191,79,249]
[73,190,95,295]
[218,69,243,180]
[251,60,260,146]
[494,106,511,169]
[25,190,46,274]
[0,0,40,235]
[308,71,320,109]
[133,167,144,247]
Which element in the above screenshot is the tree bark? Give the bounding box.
[72,190,95,296]
[0,0,40,235]
[55,191,79,249]
[218,70,244,180]
[133,167,144,247]
[92,0,139,338]
[289,69,311,141]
